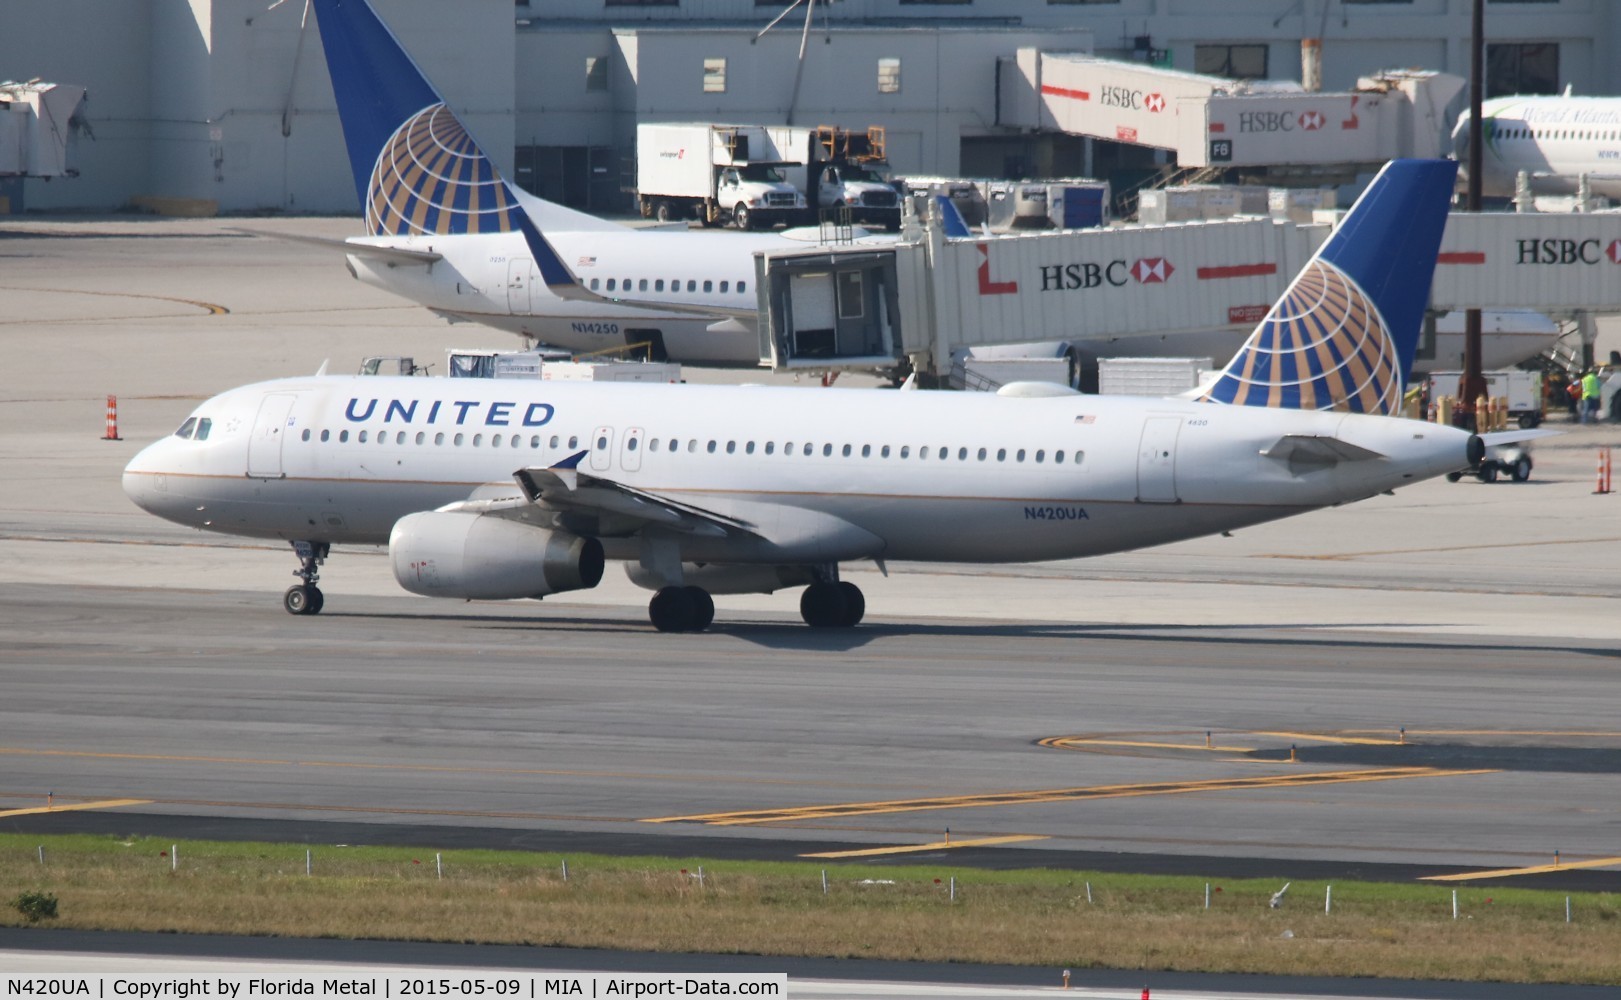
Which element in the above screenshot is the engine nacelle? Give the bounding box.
[624,561,815,595]
[390,512,604,600]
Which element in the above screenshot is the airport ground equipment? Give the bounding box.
[1428,370,1543,429]
[635,124,807,229]
[0,80,87,212]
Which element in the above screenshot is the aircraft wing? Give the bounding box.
[1478,427,1562,447]
[227,228,444,265]
[437,452,758,541]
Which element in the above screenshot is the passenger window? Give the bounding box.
[650,439,660,453]
[358,430,368,443]
[720,281,729,293]
[628,437,639,451]
[861,444,871,458]
[195,418,212,441]
[707,440,717,453]
[656,279,665,292]
[1055,450,1065,464]
[454,433,464,446]
[958,447,968,460]
[726,441,736,454]
[882,445,892,458]
[738,280,747,294]
[1035,449,1045,463]
[340,430,351,443]
[823,444,832,457]
[765,441,774,455]
[1074,450,1085,465]
[977,448,987,461]
[472,434,483,446]
[491,434,502,447]
[1016,449,1025,462]
[434,432,444,445]
[899,446,908,459]
[607,278,616,291]
[687,280,697,292]
[842,444,853,457]
[416,432,425,445]
[639,279,649,292]
[320,430,330,443]
[550,435,560,448]
[568,436,579,448]
[589,278,599,291]
[597,434,608,450]
[530,436,539,448]
[919,446,928,459]
[804,443,814,456]
[301,429,311,442]
[996,448,1006,462]
[688,440,698,453]
[703,280,713,293]
[745,441,755,454]
[396,432,406,444]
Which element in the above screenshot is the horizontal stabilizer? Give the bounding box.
[1478,428,1562,448]
[228,228,443,265]
[1261,435,1386,466]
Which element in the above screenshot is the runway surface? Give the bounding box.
[2,219,1621,993]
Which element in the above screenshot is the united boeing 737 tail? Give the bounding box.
[310,0,615,238]
[1201,159,1457,414]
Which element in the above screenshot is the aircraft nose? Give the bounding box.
[122,440,189,522]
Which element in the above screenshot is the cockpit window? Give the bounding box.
[175,417,197,440]
[194,418,212,441]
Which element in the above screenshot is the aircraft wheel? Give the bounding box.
[1512,455,1533,482]
[799,582,849,628]
[1445,471,1463,483]
[836,582,865,627]
[649,585,697,633]
[733,204,752,230]
[1478,465,1498,483]
[685,586,714,631]
[284,585,319,616]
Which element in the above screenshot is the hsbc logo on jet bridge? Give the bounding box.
[1099,85,1166,113]
[1239,110,1327,132]
[1038,257,1174,291]
[1515,238,1621,265]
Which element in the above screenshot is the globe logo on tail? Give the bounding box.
[1200,258,1402,414]
[366,104,519,237]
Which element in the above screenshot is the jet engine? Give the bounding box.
[390,512,604,600]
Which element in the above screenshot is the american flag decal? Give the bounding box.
[1074,415,1096,424]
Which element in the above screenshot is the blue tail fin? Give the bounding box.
[935,194,972,238]
[1200,159,1457,414]
[311,0,523,237]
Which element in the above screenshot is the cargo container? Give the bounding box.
[635,123,806,229]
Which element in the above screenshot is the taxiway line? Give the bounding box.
[646,767,1499,826]
[0,798,150,819]
[1422,856,1621,882]
[799,835,1049,858]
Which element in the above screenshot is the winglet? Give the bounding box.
[550,449,590,491]
[934,194,972,238]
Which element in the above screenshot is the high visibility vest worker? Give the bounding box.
[1584,373,1602,400]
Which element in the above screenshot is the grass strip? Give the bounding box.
[3,833,1620,985]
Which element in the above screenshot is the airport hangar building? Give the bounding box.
[3,0,1620,216]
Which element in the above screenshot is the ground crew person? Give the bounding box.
[1582,369,1602,424]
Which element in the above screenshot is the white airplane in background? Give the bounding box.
[1452,92,1621,199]
[299,0,883,366]
[125,159,1528,633]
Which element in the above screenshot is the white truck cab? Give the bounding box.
[716,164,806,230]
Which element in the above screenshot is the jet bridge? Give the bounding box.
[756,205,1621,379]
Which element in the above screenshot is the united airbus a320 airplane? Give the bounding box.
[1452,92,1621,199]
[125,159,1510,633]
[300,0,876,365]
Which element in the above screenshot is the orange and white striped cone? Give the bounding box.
[103,394,122,441]
[1599,447,1614,495]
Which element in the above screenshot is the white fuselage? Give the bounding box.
[1454,96,1621,199]
[124,376,1474,569]
[346,226,841,366]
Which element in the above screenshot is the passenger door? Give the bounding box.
[1135,416,1181,503]
[247,393,297,479]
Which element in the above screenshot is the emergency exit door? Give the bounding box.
[1136,416,1181,503]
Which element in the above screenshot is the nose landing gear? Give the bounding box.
[284,540,329,615]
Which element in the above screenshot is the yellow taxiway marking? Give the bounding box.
[1039,736,1256,753]
[0,798,150,819]
[1422,856,1621,882]
[1252,731,1407,746]
[645,767,1498,826]
[800,835,1048,859]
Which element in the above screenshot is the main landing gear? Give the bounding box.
[648,585,716,633]
[800,581,864,628]
[284,540,329,616]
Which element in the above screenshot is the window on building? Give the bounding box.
[1487,42,1559,97]
[703,58,727,94]
[1195,43,1268,81]
[585,56,608,92]
[878,58,901,94]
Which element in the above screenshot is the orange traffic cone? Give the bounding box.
[103,395,122,441]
